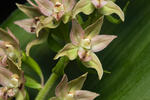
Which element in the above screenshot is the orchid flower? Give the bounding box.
[0,28,22,69]
[15,0,76,37]
[0,28,25,99]
[0,60,25,100]
[49,73,99,100]
[27,0,75,22]
[73,0,124,21]
[54,16,117,79]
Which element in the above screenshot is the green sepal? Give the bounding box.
[99,1,124,21]
[54,43,78,60]
[106,1,130,24]
[16,3,41,18]
[72,0,95,18]
[62,12,71,24]
[68,73,87,92]
[82,52,103,80]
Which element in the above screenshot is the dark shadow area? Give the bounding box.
[0,0,26,23]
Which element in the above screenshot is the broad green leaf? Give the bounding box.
[25,75,42,89]
[1,0,150,100]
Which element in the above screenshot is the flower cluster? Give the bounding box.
[0,28,25,99]
[0,0,125,99]
[15,0,124,36]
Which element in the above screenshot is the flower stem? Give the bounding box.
[35,56,69,100]
[35,73,58,100]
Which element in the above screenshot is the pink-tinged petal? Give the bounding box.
[55,74,69,97]
[1,55,8,66]
[0,73,11,87]
[70,20,85,45]
[50,0,61,4]
[0,67,13,78]
[75,90,99,100]
[27,0,38,8]
[0,28,19,48]
[0,49,5,56]
[68,73,87,92]
[85,16,104,39]
[0,67,13,87]
[0,41,6,48]
[7,28,19,46]
[91,35,117,52]
[62,0,76,12]
[16,3,42,18]
[14,18,35,34]
[101,0,107,8]
[0,49,7,67]
[35,0,54,16]
[78,48,92,62]
[91,0,100,8]
[91,0,107,8]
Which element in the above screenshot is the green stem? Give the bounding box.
[35,73,58,100]
[35,56,69,100]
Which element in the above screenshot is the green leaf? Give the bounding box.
[25,75,42,89]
